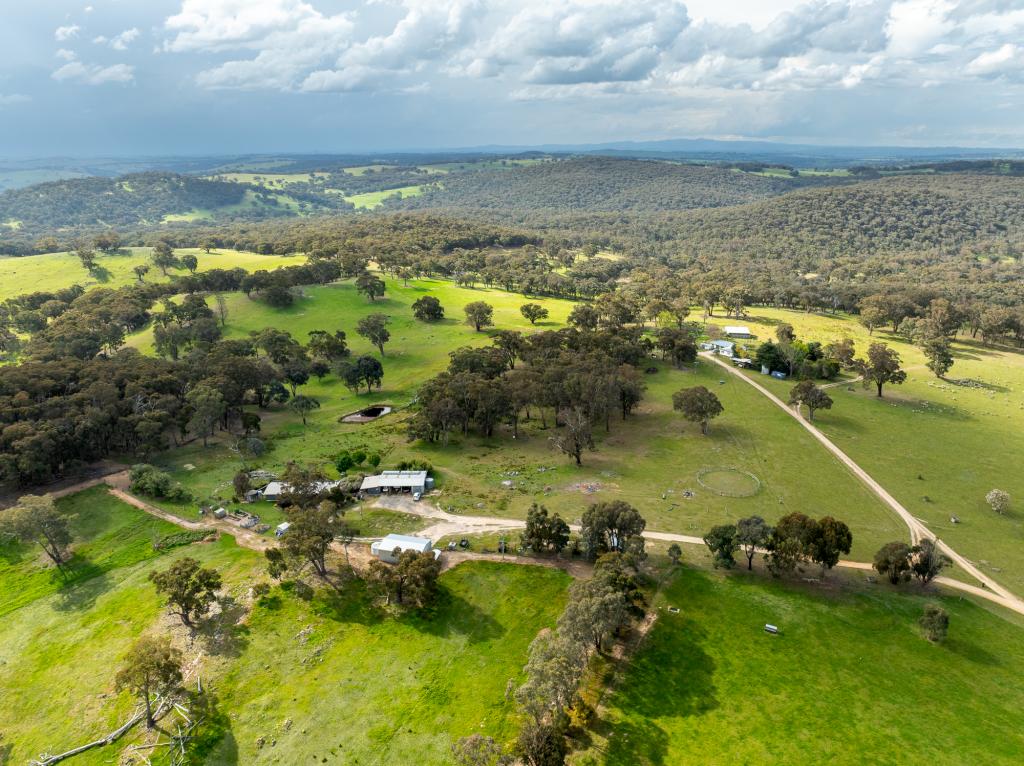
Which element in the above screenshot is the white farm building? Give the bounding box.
[371,534,440,564]
[359,470,431,496]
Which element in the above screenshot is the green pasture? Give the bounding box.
[341,184,427,209]
[0,488,255,764]
[715,306,1024,592]
[0,481,569,764]
[573,565,1024,765]
[0,247,303,301]
[204,561,569,764]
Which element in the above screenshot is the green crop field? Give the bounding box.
[0,247,304,301]
[0,485,570,765]
[573,565,1024,765]
[708,306,1024,593]
[124,276,904,560]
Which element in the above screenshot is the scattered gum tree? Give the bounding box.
[149,557,222,628]
[579,500,646,560]
[367,549,442,607]
[857,343,907,397]
[520,303,549,324]
[873,541,913,584]
[921,336,954,379]
[0,494,72,576]
[356,313,391,356]
[412,295,445,322]
[703,524,739,568]
[911,538,952,584]
[115,635,183,729]
[735,515,771,570]
[672,385,724,435]
[549,406,594,466]
[788,380,833,421]
[464,301,495,332]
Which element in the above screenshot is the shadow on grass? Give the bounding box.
[309,577,385,626]
[53,554,114,612]
[0,732,12,766]
[945,377,1010,393]
[183,691,239,765]
[404,586,505,644]
[944,637,1003,667]
[591,577,719,765]
[196,596,251,658]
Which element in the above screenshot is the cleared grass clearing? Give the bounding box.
[0,247,303,301]
[573,566,1024,766]
[207,171,330,187]
[716,306,1024,592]
[341,184,427,208]
[163,189,306,222]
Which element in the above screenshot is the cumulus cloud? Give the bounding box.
[966,43,1024,78]
[52,60,135,85]
[156,0,1024,99]
[94,28,141,50]
[55,24,80,41]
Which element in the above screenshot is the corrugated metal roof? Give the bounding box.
[371,534,433,554]
[360,470,428,490]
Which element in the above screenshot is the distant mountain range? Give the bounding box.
[2,138,1023,189]
[452,138,1024,166]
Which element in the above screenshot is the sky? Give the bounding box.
[0,0,1022,157]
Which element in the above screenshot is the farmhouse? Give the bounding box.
[723,325,753,338]
[700,339,736,357]
[359,470,432,496]
[371,534,440,563]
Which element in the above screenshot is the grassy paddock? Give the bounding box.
[0,247,303,301]
[204,561,569,764]
[714,306,1024,592]
[573,565,1024,766]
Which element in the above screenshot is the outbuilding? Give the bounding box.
[359,470,430,496]
[275,522,291,538]
[700,339,736,357]
[371,534,440,564]
[724,325,753,338]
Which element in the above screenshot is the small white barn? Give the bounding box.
[359,470,430,496]
[275,522,291,538]
[724,325,753,339]
[371,534,440,564]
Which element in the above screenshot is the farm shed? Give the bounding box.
[359,470,430,496]
[371,534,441,564]
[724,326,753,338]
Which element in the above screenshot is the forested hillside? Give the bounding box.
[401,157,805,212]
[658,174,1024,258]
[0,172,342,233]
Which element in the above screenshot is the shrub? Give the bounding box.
[986,488,1010,514]
[919,603,949,642]
[129,464,192,503]
[395,459,433,473]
